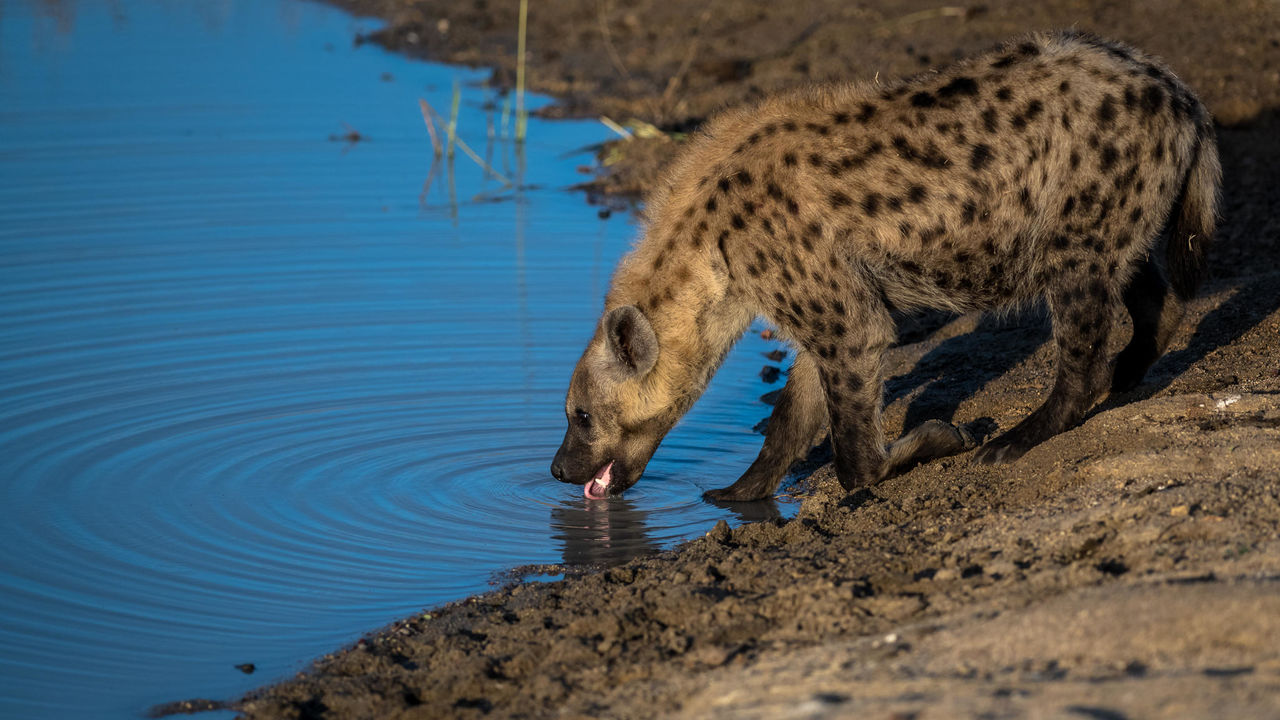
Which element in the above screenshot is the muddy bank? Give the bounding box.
[231,273,1280,719]
[211,1,1280,717]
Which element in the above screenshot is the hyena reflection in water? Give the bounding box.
[551,31,1220,501]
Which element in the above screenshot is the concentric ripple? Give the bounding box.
[0,2,794,719]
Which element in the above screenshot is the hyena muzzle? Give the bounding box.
[551,31,1220,501]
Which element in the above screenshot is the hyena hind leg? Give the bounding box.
[704,351,827,502]
[975,271,1119,465]
[885,420,978,475]
[1111,256,1186,393]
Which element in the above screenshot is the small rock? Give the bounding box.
[234,663,255,674]
[759,365,781,383]
[1170,504,1190,517]
[706,519,732,544]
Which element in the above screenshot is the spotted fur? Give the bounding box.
[552,31,1220,500]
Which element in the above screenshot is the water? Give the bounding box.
[0,1,795,717]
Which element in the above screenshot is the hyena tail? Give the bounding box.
[1167,130,1221,301]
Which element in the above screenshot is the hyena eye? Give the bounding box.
[573,409,591,428]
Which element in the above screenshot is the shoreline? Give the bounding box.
[217,1,1280,716]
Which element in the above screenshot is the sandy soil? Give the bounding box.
[197,1,1280,717]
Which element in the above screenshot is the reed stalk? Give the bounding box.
[515,0,528,143]
[418,97,512,186]
[446,79,460,159]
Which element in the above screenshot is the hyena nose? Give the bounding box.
[550,459,566,481]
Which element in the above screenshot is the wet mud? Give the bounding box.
[219,1,1280,717]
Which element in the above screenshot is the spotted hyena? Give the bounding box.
[551,31,1220,501]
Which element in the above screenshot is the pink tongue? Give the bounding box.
[583,461,614,499]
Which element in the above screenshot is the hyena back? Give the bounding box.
[552,31,1220,501]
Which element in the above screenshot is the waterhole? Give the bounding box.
[0,1,794,717]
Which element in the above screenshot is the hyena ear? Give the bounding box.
[603,305,658,378]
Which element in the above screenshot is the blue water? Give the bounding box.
[0,1,794,717]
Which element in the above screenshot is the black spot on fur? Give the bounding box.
[907,184,928,203]
[1129,207,1142,223]
[705,196,718,212]
[862,193,881,216]
[731,213,746,230]
[806,122,830,136]
[1100,143,1119,172]
[995,86,1013,102]
[717,177,731,193]
[829,191,852,209]
[808,153,824,167]
[1061,112,1072,130]
[1061,195,1076,217]
[856,103,877,123]
[1069,150,1080,169]
[938,76,979,98]
[832,111,850,125]
[961,199,977,224]
[991,54,1017,69]
[982,107,998,133]
[1059,80,1071,93]
[1140,84,1166,116]
[737,170,754,187]
[970,143,993,170]
[766,182,783,199]
[1097,95,1117,127]
[783,152,797,167]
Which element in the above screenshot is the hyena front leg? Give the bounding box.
[705,351,826,502]
[1111,256,1185,392]
[975,270,1118,464]
[810,302,895,492]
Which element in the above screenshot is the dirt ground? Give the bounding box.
[209,1,1280,718]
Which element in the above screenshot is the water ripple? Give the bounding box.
[0,2,791,718]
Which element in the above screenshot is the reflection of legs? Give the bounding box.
[1112,257,1185,392]
[976,274,1117,464]
[705,351,825,501]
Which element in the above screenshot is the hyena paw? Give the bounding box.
[703,484,771,502]
[972,435,1032,465]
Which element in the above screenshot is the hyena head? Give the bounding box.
[551,304,679,499]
